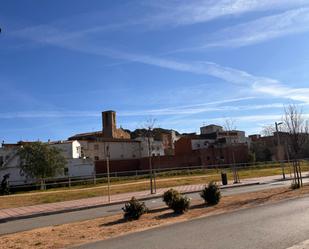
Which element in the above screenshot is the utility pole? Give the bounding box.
[275,122,285,179]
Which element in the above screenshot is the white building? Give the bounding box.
[68,111,166,161]
[79,139,141,161]
[0,140,94,186]
[134,137,165,157]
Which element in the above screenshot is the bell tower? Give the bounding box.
[102,110,116,138]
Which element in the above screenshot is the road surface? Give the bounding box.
[0,180,290,235]
[76,196,309,249]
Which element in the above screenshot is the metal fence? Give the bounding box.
[5,158,309,192]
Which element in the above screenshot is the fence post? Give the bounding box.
[68,177,71,188]
[93,174,96,185]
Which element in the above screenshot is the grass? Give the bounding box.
[0,161,308,209]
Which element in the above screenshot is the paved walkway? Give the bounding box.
[0,173,300,222]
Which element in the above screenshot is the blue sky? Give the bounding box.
[1,0,309,143]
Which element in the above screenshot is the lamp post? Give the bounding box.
[275,122,285,179]
[105,145,111,203]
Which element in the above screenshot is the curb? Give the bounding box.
[0,181,259,223]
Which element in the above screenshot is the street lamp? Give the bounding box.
[105,145,111,203]
[275,122,285,179]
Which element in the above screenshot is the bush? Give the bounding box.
[163,189,180,208]
[170,195,190,214]
[122,197,148,220]
[163,189,190,214]
[200,181,221,205]
[291,182,300,190]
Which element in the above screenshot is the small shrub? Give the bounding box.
[200,181,221,205]
[163,189,180,208]
[291,182,300,190]
[163,189,190,214]
[170,195,190,214]
[122,197,148,220]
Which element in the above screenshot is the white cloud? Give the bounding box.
[0,101,297,120]
[10,13,309,104]
[204,7,309,48]
[13,25,309,104]
[148,0,309,27]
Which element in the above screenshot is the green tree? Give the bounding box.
[18,142,66,189]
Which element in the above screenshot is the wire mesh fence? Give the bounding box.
[4,158,309,193]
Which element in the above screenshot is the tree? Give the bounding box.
[135,118,159,194]
[223,118,240,183]
[283,104,309,188]
[261,124,275,137]
[144,118,157,194]
[18,142,66,189]
[223,118,237,131]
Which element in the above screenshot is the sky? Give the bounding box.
[1,0,309,143]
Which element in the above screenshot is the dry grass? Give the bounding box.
[0,163,307,209]
[2,185,309,249]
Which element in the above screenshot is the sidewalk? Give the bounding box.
[0,174,294,222]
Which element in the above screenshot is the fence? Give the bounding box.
[4,158,309,193]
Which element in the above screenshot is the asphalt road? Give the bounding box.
[76,196,309,249]
[0,179,294,235]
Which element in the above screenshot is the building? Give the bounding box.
[79,139,141,161]
[159,130,179,155]
[69,110,165,162]
[69,110,131,141]
[249,132,291,161]
[0,140,94,186]
[200,124,223,134]
[174,124,249,165]
[134,137,164,157]
[200,124,248,145]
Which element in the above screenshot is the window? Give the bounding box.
[94,144,99,150]
[197,144,200,148]
[0,156,3,167]
[64,168,69,176]
[94,156,99,161]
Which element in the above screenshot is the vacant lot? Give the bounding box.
[0,162,308,209]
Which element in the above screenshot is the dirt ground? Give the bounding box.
[1,185,309,249]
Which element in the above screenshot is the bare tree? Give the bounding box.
[223,118,240,183]
[283,104,309,188]
[223,118,237,131]
[139,118,158,194]
[261,124,276,137]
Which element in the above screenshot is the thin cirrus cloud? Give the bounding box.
[204,7,309,48]
[0,101,289,120]
[11,23,309,105]
[147,0,309,27]
[166,6,309,54]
